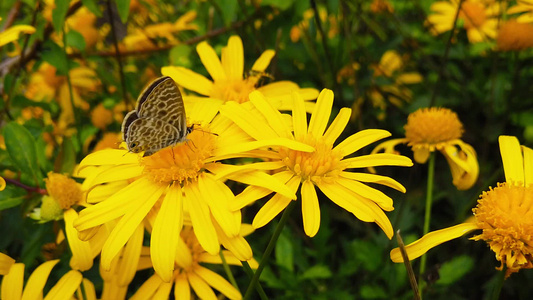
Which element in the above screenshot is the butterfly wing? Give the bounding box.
[136,76,188,139]
[124,117,181,156]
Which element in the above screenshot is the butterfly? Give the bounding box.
[121,76,192,156]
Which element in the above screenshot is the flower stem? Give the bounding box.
[418,151,436,297]
[219,251,240,291]
[243,200,297,300]
[242,260,268,300]
[490,267,506,300]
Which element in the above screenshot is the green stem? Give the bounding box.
[242,261,268,300]
[243,200,297,300]
[219,251,239,290]
[490,267,506,300]
[418,152,436,297]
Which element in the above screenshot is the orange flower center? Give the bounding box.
[211,77,260,103]
[279,135,343,183]
[141,128,215,184]
[45,172,82,209]
[460,2,487,29]
[404,107,464,151]
[471,182,533,277]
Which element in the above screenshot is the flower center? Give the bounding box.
[211,78,258,103]
[404,107,463,150]
[279,135,343,183]
[45,173,82,209]
[471,182,533,276]
[460,2,487,29]
[141,128,215,184]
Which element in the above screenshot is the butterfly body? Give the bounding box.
[121,76,190,156]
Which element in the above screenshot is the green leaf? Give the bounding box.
[261,0,295,10]
[0,186,26,211]
[300,265,332,280]
[219,0,238,26]
[52,0,69,34]
[275,231,294,272]
[360,285,388,299]
[3,122,41,180]
[66,30,86,50]
[54,137,76,174]
[437,255,474,285]
[81,0,102,17]
[41,41,68,76]
[116,0,131,23]
[170,45,192,67]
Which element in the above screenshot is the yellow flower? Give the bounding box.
[91,103,114,130]
[0,19,35,48]
[0,253,15,275]
[391,136,533,278]
[370,0,394,13]
[221,89,413,238]
[427,0,503,43]
[0,176,6,191]
[0,257,95,300]
[66,7,100,49]
[92,132,122,152]
[131,226,250,300]
[507,0,533,23]
[73,97,311,281]
[371,107,479,190]
[162,35,318,110]
[496,19,533,51]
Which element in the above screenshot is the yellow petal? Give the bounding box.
[130,275,162,300]
[86,181,129,204]
[499,135,524,184]
[162,66,213,96]
[291,92,307,140]
[217,230,253,261]
[249,91,292,138]
[184,183,220,255]
[232,171,293,210]
[0,176,5,191]
[0,252,15,275]
[253,177,300,229]
[344,153,413,169]
[2,263,24,300]
[84,165,143,189]
[390,222,479,262]
[214,138,313,158]
[334,129,391,157]
[21,260,60,300]
[44,270,83,300]
[523,145,533,187]
[308,89,333,138]
[222,36,244,81]
[413,148,430,164]
[174,274,191,300]
[441,141,479,190]
[340,172,406,193]
[75,178,162,231]
[151,185,183,282]
[77,149,138,169]
[336,178,393,211]
[219,101,278,140]
[397,73,423,84]
[301,180,321,237]
[100,185,165,270]
[197,174,240,237]
[153,281,173,299]
[0,25,35,47]
[323,108,351,145]
[79,278,96,300]
[251,49,276,72]
[197,41,227,81]
[194,266,242,300]
[188,271,217,300]
[116,224,144,286]
[175,236,193,269]
[64,209,93,271]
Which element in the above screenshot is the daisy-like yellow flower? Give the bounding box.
[0,257,96,300]
[289,7,340,43]
[162,35,318,110]
[496,19,533,51]
[508,0,533,23]
[371,107,479,190]
[131,226,251,300]
[427,0,503,43]
[221,89,413,238]
[0,18,35,48]
[73,96,312,281]
[391,136,533,278]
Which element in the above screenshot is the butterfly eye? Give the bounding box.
[130,142,138,148]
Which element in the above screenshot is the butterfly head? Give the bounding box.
[127,140,148,154]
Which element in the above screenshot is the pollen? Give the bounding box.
[44,172,83,210]
[404,107,464,151]
[211,78,258,103]
[279,135,343,183]
[141,128,215,184]
[460,1,487,29]
[471,182,533,277]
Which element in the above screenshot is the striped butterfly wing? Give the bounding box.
[135,76,188,140]
[123,116,181,156]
